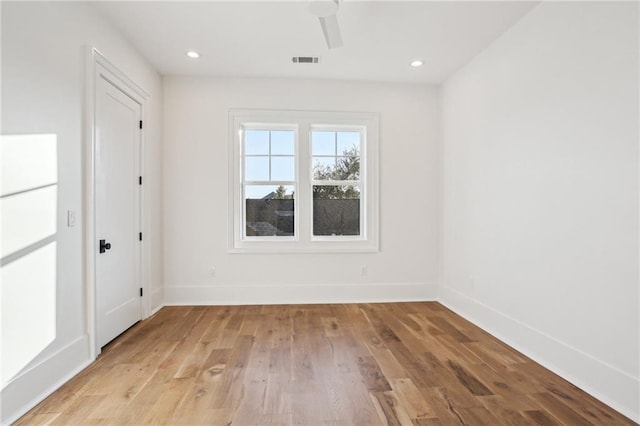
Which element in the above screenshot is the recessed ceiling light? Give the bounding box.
[411,59,423,68]
[186,50,201,59]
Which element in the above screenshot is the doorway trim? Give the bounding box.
[84,47,150,358]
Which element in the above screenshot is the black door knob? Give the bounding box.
[99,239,112,253]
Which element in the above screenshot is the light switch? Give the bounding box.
[67,210,76,227]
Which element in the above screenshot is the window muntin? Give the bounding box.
[241,127,296,239]
[230,110,378,253]
[312,130,360,181]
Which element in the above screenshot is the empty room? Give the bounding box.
[1,0,638,424]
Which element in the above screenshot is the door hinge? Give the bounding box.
[139,232,142,241]
[139,120,143,129]
[140,288,143,297]
[139,176,142,185]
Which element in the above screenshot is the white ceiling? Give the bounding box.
[95,1,538,84]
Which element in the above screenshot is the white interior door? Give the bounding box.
[95,73,142,348]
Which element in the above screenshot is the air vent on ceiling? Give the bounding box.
[292,56,320,64]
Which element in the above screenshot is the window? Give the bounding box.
[242,127,297,238]
[229,110,379,252]
[311,129,361,238]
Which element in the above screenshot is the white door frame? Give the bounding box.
[84,47,150,358]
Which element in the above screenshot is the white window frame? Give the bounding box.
[229,109,379,253]
[310,124,364,242]
[241,123,299,242]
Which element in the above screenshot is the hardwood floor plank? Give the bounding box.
[15,302,636,426]
[464,362,536,401]
[264,376,293,415]
[142,377,194,424]
[529,392,596,425]
[389,378,437,420]
[330,373,385,425]
[426,316,473,343]
[173,341,215,379]
[417,387,478,424]
[197,348,231,384]
[478,395,537,426]
[370,391,413,426]
[239,313,262,336]
[184,308,222,343]
[365,345,408,380]
[166,308,203,341]
[524,409,563,426]
[290,381,338,424]
[413,354,482,408]
[432,333,485,366]
[45,395,104,425]
[209,335,254,409]
[463,339,526,370]
[446,359,494,396]
[15,413,60,425]
[321,316,344,337]
[115,367,175,424]
[456,406,505,425]
[229,380,269,425]
[411,418,444,426]
[357,355,393,392]
[541,380,636,425]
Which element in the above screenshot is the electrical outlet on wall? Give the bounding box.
[361,265,368,276]
[209,266,216,277]
[469,275,475,290]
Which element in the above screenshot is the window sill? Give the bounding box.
[228,241,379,254]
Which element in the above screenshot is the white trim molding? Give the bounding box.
[84,47,151,358]
[164,282,437,306]
[151,288,165,315]
[0,336,92,425]
[228,109,380,253]
[438,285,640,423]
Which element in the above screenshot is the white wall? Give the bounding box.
[1,2,163,423]
[163,77,439,304]
[3,0,636,423]
[440,1,639,421]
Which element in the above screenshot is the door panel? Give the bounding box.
[95,74,142,348]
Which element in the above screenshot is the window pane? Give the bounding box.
[313,155,360,181]
[336,155,360,180]
[311,131,335,156]
[271,131,294,155]
[271,156,295,181]
[245,185,295,237]
[313,185,360,236]
[245,156,269,181]
[245,130,269,155]
[337,131,360,156]
[312,157,336,180]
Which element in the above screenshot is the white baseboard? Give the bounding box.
[164,282,438,306]
[150,287,164,314]
[438,285,640,423]
[1,335,93,425]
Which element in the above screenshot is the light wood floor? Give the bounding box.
[16,303,635,425]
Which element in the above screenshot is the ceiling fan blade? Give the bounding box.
[319,14,343,49]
